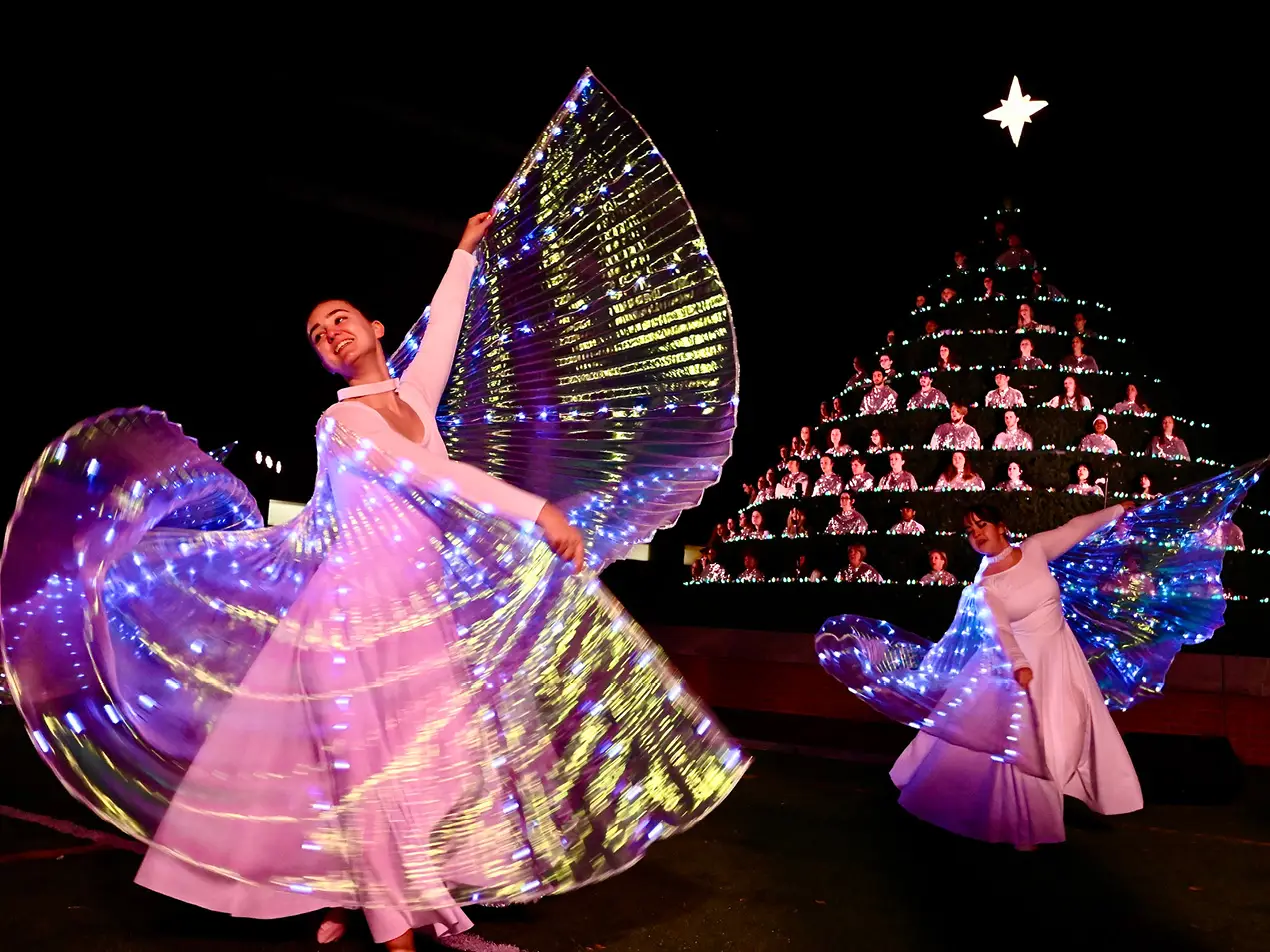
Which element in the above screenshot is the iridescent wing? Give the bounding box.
[1049,455,1268,709]
[1,409,747,904]
[388,71,737,567]
[815,593,1045,777]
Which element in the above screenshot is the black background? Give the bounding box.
[10,48,1267,561]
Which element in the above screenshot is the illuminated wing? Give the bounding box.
[389,71,737,567]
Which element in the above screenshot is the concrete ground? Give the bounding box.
[1,709,1266,952]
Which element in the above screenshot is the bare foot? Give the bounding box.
[317,908,348,944]
[384,929,416,951]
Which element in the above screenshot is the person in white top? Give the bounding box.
[984,372,1025,409]
[995,461,1032,491]
[825,492,869,535]
[890,502,1143,848]
[1067,464,1099,495]
[907,372,950,410]
[890,506,925,535]
[935,452,986,492]
[1112,384,1149,416]
[1149,416,1191,460]
[825,427,854,457]
[836,544,883,582]
[777,458,810,498]
[1015,303,1055,334]
[993,410,1034,451]
[1079,415,1119,454]
[930,403,982,451]
[813,456,845,496]
[845,456,874,492]
[877,451,918,491]
[1048,376,1092,411]
[860,370,899,415]
[918,549,958,585]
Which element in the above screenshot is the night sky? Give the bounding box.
[10,54,1266,551]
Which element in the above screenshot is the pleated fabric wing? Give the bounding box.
[1,408,748,909]
[387,71,738,567]
[815,595,1045,778]
[1050,455,1268,709]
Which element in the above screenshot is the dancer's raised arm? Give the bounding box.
[402,211,494,407]
[1032,504,1133,561]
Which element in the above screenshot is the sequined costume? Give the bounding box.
[1150,435,1191,460]
[1049,394,1092,411]
[0,72,748,945]
[934,472,986,492]
[860,384,899,415]
[1079,430,1119,454]
[814,473,845,497]
[846,473,875,492]
[919,570,958,586]
[877,470,918,492]
[1015,356,1047,370]
[814,458,1267,847]
[995,478,1033,492]
[777,470,810,498]
[1067,482,1100,495]
[984,387,1026,409]
[1112,400,1148,416]
[907,387,949,410]
[836,562,883,582]
[929,421,982,451]
[1060,353,1099,373]
[890,518,926,535]
[993,428,1034,451]
[702,561,730,581]
[825,510,869,535]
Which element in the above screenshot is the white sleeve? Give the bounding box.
[1030,506,1125,561]
[401,250,478,409]
[983,589,1029,671]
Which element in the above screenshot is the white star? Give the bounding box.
[984,76,1047,147]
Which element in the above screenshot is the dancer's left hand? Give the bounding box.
[1014,667,1033,689]
[458,211,496,253]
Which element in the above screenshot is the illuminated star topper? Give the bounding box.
[984,76,1047,146]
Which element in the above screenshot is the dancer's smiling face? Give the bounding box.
[964,511,1009,556]
[307,300,385,376]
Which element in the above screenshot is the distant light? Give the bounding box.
[983,76,1048,147]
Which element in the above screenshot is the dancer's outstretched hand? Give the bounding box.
[1014,667,1033,689]
[536,503,586,572]
[458,210,496,254]
[1119,500,1137,514]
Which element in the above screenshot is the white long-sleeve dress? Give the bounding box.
[889,506,1144,847]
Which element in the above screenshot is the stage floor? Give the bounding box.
[1,710,1266,952]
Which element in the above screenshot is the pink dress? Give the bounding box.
[135,252,549,943]
[890,507,1144,847]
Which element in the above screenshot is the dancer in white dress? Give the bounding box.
[888,503,1143,849]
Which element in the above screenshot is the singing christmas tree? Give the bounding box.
[691,205,1261,637]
